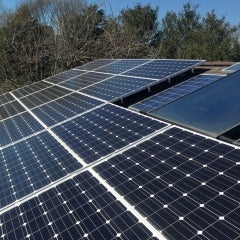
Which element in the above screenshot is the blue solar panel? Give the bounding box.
[150,70,240,137]
[12,81,53,99]
[0,171,155,240]
[18,85,72,109]
[0,101,26,120]
[45,69,86,84]
[2,58,239,240]
[59,72,113,91]
[96,59,150,74]
[124,60,204,79]
[131,74,222,113]
[80,75,155,101]
[0,112,43,147]
[223,63,240,73]
[0,131,82,208]
[32,92,104,126]
[52,104,167,164]
[95,126,240,240]
[76,59,117,70]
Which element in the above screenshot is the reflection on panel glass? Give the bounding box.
[151,71,240,137]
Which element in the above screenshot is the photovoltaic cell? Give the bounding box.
[131,74,222,113]
[0,131,82,208]
[19,85,72,109]
[95,126,240,240]
[0,171,155,240]
[52,104,166,164]
[1,58,237,240]
[32,92,104,126]
[0,101,26,120]
[12,81,53,99]
[96,59,150,74]
[151,70,240,137]
[59,72,113,91]
[75,59,117,71]
[0,112,43,147]
[124,59,204,79]
[0,93,14,105]
[80,75,155,101]
[45,69,86,84]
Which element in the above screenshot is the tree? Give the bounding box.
[157,2,240,61]
[158,2,202,58]
[120,3,159,44]
[200,10,240,61]
[0,2,54,89]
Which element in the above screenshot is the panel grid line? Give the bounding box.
[0,125,171,218]
[88,167,168,240]
[10,92,88,168]
[94,125,240,239]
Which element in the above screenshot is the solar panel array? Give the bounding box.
[150,70,240,138]
[1,59,239,240]
[45,59,204,103]
[130,74,223,113]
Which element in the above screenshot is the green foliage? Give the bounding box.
[158,2,240,60]
[120,3,159,43]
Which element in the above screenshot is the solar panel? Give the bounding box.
[75,59,118,70]
[32,92,104,126]
[94,126,240,240]
[222,63,240,73]
[150,70,240,137]
[58,72,113,91]
[0,93,15,105]
[17,85,72,109]
[0,171,157,240]
[131,74,223,113]
[52,104,167,164]
[0,101,26,120]
[45,69,86,84]
[0,112,43,147]
[2,58,239,240]
[0,131,82,208]
[96,59,150,74]
[80,75,155,101]
[123,59,204,79]
[12,81,53,99]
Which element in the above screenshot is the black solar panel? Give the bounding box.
[0,171,156,240]
[0,131,82,208]
[80,75,155,101]
[131,74,222,113]
[52,104,167,164]
[95,126,240,240]
[32,92,104,126]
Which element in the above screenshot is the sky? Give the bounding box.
[2,0,240,26]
